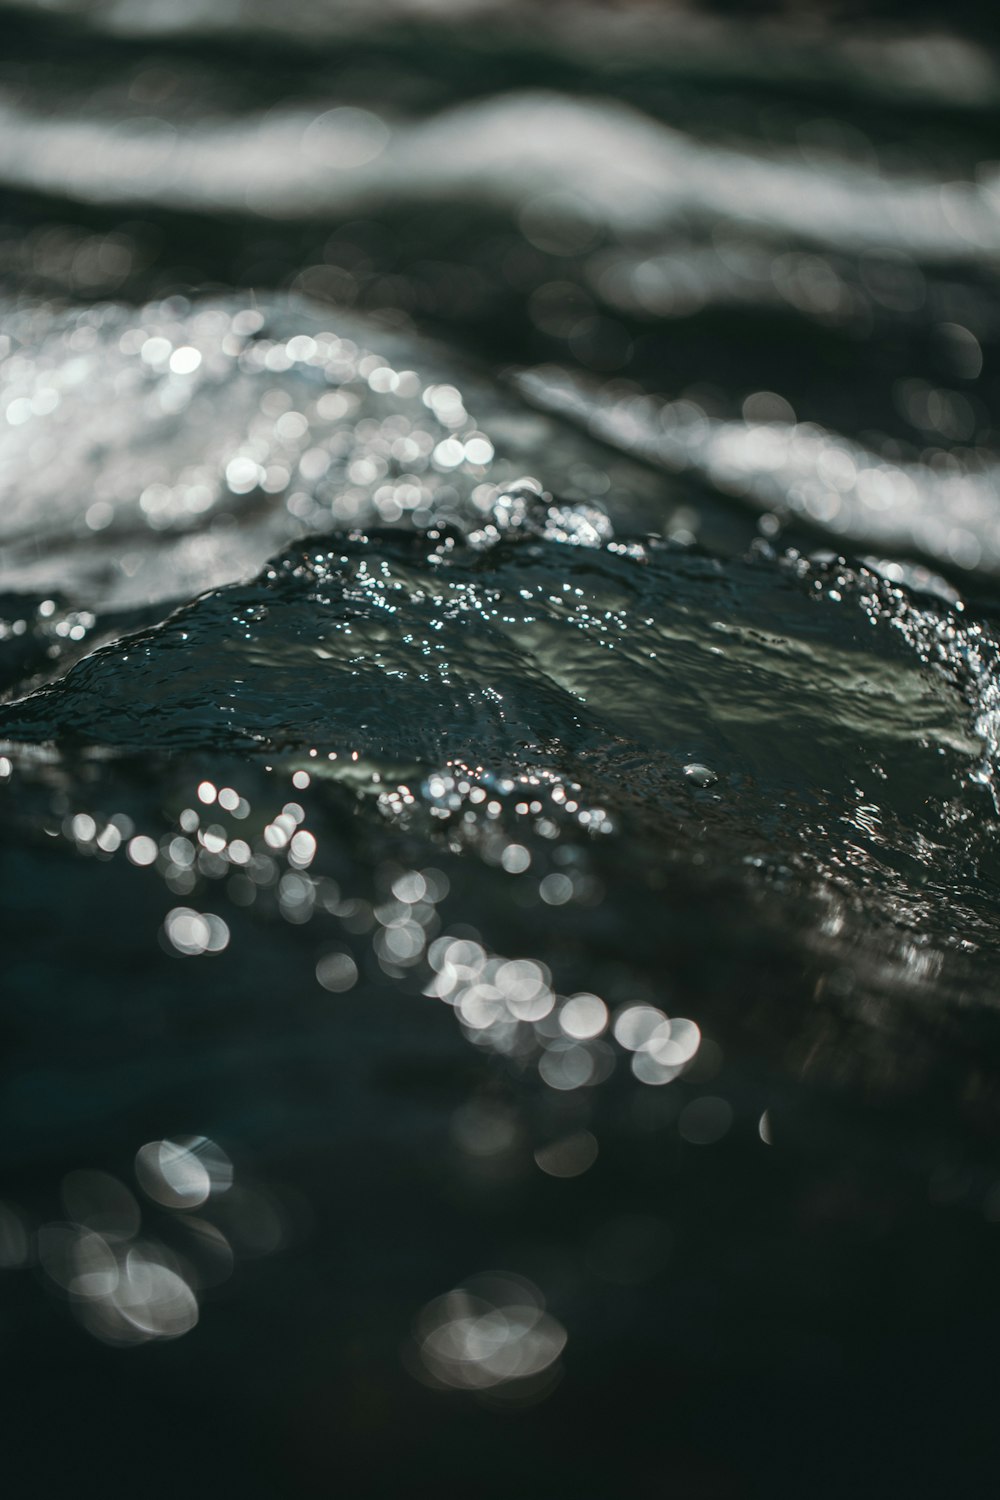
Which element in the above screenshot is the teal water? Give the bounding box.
[2,5,1000,1495]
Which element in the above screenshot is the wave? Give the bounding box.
[516,365,1000,576]
[1,89,999,264]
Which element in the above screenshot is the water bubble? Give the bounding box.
[71,813,96,843]
[415,1273,565,1392]
[539,1041,594,1091]
[96,1248,199,1343]
[559,993,608,1040]
[501,843,531,874]
[683,763,718,788]
[645,1016,702,1068]
[316,952,358,993]
[38,1224,118,1300]
[534,1131,598,1178]
[163,907,230,956]
[539,873,573,905]
[288,830,317,867]
[135,1136,232,1210]
[127,834,158,866]
[168,346,202,375]
[392,871,427,904]
[612,1004,667,1051]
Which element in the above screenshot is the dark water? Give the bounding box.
[2,4,1000,1495]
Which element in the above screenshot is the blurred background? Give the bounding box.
[2,2,1000,1496]
[8,0,1000,582]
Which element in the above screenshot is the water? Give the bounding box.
[2,5,1000,1495]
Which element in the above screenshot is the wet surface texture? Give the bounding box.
[2,4,1000,1496]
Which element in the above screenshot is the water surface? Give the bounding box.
[2,6,1000,1495]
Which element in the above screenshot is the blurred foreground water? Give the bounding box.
[2,3,1000,1494]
